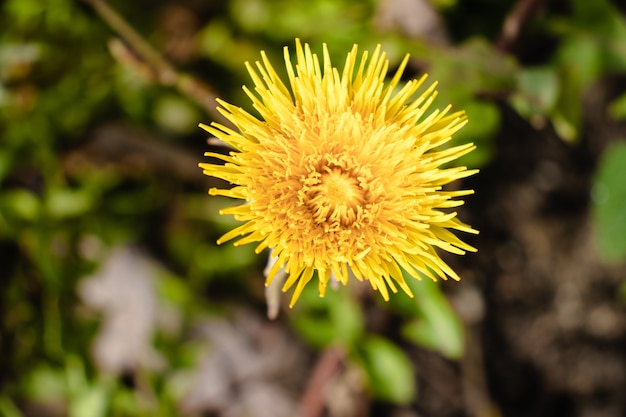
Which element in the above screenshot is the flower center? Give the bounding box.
[307,168,365,227]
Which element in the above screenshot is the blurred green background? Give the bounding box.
[2,0,626,416]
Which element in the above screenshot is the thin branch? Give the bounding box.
[299,347,345,417]
[497,0,548,53]
[82,0,225,123]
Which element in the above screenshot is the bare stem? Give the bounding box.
[299,347,345,417]
[82,0,224,122]
[497,0,548,53]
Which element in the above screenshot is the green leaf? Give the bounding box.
[2,189,40,221]
[591,141,626,262]
[25,365,66,402]
[512,66,560,117]
[45,188,94,219]
[192,243,257,275]
[550,36,601,141]
[65,356,111,417]
[401,278,465,359]
[4,0,45,25]
[69,384,109,417]
[358,336,416,404]
[153,95,201,134]
[452,100,499,168]
[156,272,192,307]
[570,0,626,52]
[0,396,23,417]
[608,92,626,120]
[291,282,364,348]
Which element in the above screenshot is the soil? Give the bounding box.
[411,76,626,417]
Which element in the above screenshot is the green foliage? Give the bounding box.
[400,278,465,360]
[511,0,626,141]
[608,91,626,120]
[357,336,416,404]
[592,142,626,262]
[291,282,364,348]
[290,274,462,402]
[2,0,626,413]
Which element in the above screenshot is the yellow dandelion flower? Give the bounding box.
[200,39,478,308]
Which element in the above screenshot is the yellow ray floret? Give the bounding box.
[199,39,478,307]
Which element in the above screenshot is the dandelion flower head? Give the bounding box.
[200,39,478,308]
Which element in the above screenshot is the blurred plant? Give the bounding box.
[569,0,626,266]
[510,0,626,141]
[592,142,626,263]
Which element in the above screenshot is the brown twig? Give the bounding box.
[299,347,345,417]
[82,0,225,123]
[497,0,548,53]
